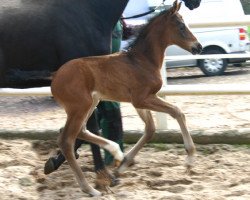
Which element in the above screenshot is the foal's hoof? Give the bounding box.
[114,159,122,168]
[185,155,195,175]
[87,188,102,197]
[95,169,120,190]
[116,157,135,175]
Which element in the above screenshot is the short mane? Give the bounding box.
[127,8,170,50]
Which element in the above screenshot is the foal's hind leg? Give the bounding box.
[76,96,124,166]
[58,107,102,197]
[118,109,155,173]
[77,129,124,166]
[134,94,196,170]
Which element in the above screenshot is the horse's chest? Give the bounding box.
[139,72,162,89]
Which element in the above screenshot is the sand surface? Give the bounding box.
[1,67,250,199]
[0,140,249,200]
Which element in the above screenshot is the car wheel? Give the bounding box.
[199,48,227,76]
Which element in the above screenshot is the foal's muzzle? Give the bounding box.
[191,42,203,55]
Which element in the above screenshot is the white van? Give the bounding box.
[123,0,250,76]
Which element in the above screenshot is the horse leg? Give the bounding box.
[70,95,120,190]
[87,115,120,189]
[73,94,123,166]
[44,135,82,175]
[73,99,122,189]
[44,108,100,175]
[135,94,196,170]
[117,109,155,173]
[86,109,105,172]
[77,128,124,166]
[98,101,124,165]
[69,94,121,189]
[44,108,118,189]
[86,106,119,188]
[58,104,103,197]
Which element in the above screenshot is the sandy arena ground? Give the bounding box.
[0,140,249,200]
[0,67,250,199]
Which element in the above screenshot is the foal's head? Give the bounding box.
[164,0,202,54]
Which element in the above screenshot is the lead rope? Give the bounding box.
[121,0,167,20]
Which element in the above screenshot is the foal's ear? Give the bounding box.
[170,0,182,15]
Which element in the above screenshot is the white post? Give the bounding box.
[155,60,168,130]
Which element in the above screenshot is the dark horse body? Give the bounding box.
[0,0,129,88]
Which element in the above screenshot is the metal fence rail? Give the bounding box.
[160,84,250,96]
[0,87,51,96]
[165,53,250,61]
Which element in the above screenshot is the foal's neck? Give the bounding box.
[128,18,170,69]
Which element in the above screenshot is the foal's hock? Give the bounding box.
[51,0,202,196]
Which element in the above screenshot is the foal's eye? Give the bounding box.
[179,23,185,31]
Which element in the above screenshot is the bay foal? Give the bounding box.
[51,1,202,196]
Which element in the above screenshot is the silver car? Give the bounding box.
[165,27,250,76]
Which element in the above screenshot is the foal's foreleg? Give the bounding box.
[118,109,155,173]
[135,95,196,170]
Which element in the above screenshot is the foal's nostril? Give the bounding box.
[191,43,203,55]
[198,43,203,53]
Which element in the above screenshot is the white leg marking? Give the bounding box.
[103,141,124,161]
